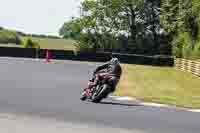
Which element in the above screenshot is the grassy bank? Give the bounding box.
[0,37,76,51]
[29,37,76,50]
[115,64,200,108]
[0,43,23,48]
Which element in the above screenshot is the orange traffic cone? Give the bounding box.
[45,49,51,63]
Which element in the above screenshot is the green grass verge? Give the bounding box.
[114,64,200,108]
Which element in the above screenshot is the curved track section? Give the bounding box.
[0,58,199,133]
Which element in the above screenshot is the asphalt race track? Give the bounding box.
[0,58,199,133]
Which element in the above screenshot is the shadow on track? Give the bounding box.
[99,101,142,107]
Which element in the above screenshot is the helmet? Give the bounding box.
[110,57,120,65]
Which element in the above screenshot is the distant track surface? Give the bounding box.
[0,58,199,133]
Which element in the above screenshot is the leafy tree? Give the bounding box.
[0,29,22,44]
[160,0,200,58]
[23,37,40,48]
[60,0,171,55]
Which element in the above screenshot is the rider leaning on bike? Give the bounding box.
[90,57,122,92]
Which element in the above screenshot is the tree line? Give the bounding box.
[60,0,200,59]
[18,32,61,39]
[0,27,60,45]
[0,28,21,44]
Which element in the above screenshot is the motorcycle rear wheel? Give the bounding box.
[92,84,109,103]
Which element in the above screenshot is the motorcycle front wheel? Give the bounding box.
[80,90,88,101]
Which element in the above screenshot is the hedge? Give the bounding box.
[0,47,174,66]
